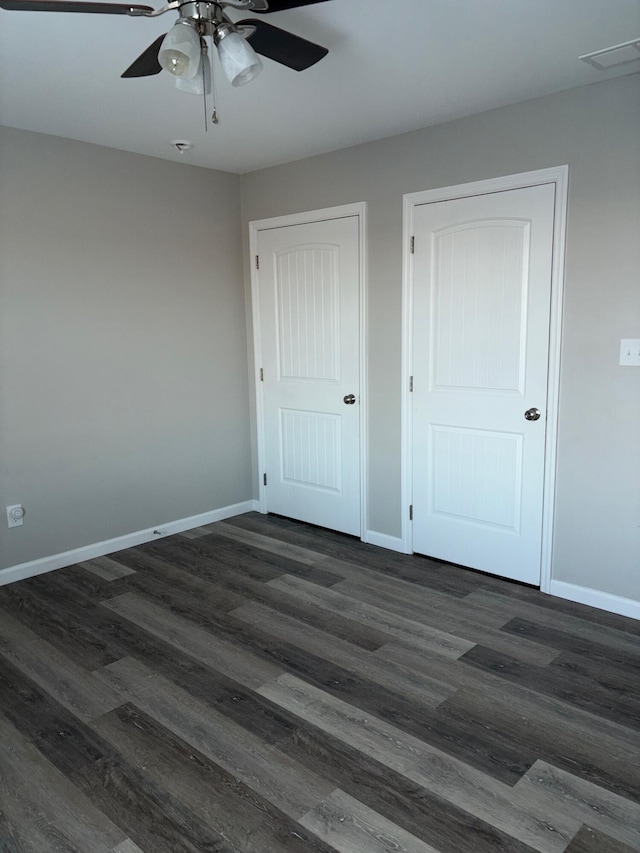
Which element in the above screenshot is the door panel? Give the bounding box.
[276,245,339,381]
[280,408,342,492]
[412,184,555,584]
[429,425,523,533]
[257,216,361,536]
[431,221,529,393]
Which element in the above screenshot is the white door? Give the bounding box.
[255,215,362,536]
[411,183,555,584]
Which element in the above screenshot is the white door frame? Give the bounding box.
[249,202,368,540]
[401,167,568,592]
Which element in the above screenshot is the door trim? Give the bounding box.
[249,202,368,540]
[401,167,568,592]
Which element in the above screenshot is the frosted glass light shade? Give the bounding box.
[216,30,262,86]
[159,22,201,79]
[175,51,211,94]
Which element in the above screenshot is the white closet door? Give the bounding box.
[256,215,361,536]
[411,183,555,584]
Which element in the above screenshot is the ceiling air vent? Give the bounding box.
[579,38,640,70]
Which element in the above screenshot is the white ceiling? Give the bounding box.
[1,0,639,174]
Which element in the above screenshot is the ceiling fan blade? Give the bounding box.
[0,0,153,12]
[240,18,327,71]
[121,33,165,77]
[252,0,331,12]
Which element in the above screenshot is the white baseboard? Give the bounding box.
[363,530,407,553]
[0,500,259,588]
[549,580,640,621]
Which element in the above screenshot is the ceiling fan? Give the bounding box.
[0,0,331,112]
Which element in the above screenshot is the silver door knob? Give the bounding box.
[343,394,356,405]
[524,407,541,421]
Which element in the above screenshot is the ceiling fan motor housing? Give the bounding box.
[178,2,223,34]
[174,2,255,42]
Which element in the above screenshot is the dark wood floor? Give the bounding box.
[0,513,639,853]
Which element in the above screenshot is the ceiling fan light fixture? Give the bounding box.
[175,49,211,94]
[215,25,262,86]
[158,20,201,79]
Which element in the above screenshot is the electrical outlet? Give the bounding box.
[619,339,640,366]
[6,505,25,528]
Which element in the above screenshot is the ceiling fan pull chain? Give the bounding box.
[211,34,219,125]
[202,48,208,132]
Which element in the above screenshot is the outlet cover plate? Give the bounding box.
[619,338,640,366]
[6,505,25,528]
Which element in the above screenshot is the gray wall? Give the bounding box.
[240,74,640,600]
[2,74,638,603]
[0,128,252,570]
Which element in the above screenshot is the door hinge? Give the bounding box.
[410,236,415,254]
[409,504,413,521]
[259,367,264,382]
[263,473,267,486]
[255,255,260,270]
[409,375,413,392]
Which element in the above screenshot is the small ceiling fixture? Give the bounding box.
[579,37,640,70]
[170,139,194,151]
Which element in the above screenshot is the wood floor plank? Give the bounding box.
[211,567,395,651]
[232,600,455,707]
[0,609,123,722]
[0,810,81,853]
[106,587,465,754]
[467,590,640,650]
[225,514,498,599]
[460,644,640,729]
[266,575,474,659]
[377,642,640,801]
[332,571,510,628]
[299,788,442,853]
[513,761,640,850]
[102,592,285,689]
[0,587,119,671]
[178,525,216,539]
[30,562,122,601]
[0,653,117,778]
[503,616,640,674]
[211,520,327,566]
[96,656,335,821]
[111,841,146,853]
[257,673,581,853]
[71,753,234,853]
[97,547,248,615]
[277,724,539,853]
[549,648,640,706]
[464,584,640,636]
[0,713,127,853]
[141,532,343,588]
[230,604,530,784]
[125,633,301,746]
[115,551,391,653]
[118,560,247,618]
[139,534,283,581]
[334,577,561,666]
[565,826,640,853]
[92,703,336,853]
[78,556,136,581]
